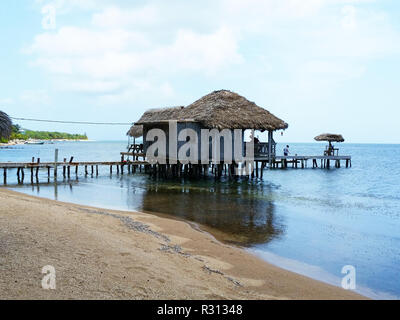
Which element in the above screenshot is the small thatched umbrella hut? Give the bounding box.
[315,133,345,156]
[0,111,12,140]
[134,90,288,163]
[314,133,345,143]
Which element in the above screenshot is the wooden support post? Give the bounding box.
[116,164,119,174]
[63,158,67,178]
[36,158,40,179]
[256,161,259,178]
[3,168,6,185]
[75,165,78,176]
[96,165,99,176]
[54,149,59,179]
[110,165,112,174]
[260,162,264,179]
[67,166,71,178]
[91,165,94,175]
[85,165,88,175]
[268,130,273,167]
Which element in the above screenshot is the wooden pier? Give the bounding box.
[0,150,352,185]
[256,155,352,169]
[0,157,148,184]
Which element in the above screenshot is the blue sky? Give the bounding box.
[0,0,399,143]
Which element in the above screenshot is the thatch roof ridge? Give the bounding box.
[314,133,345,142]
[135,106,186,124]
[180,90,288,131]
[128,106,185,137]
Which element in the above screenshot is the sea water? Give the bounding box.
[1,141,399,299]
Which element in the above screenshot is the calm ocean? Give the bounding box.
[1,141,399,299]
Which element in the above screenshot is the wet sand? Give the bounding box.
[0,188,366,300]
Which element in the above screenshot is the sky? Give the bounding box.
[0,0,399,143]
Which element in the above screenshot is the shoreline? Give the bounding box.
[0,139,91,147]
[0,188,366,300]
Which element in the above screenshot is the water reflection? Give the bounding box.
[130,177,286,246]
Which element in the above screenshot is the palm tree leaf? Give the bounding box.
[0,111,12,139]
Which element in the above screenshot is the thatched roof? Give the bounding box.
[127,124,143,138]
[0,111,12,139]
[181,90,288,131]
[314,133,345,142]
[128,106,185,137]
[136,106,186,124]
[133,90,288,132]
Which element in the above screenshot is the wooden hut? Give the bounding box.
[129,90,288,165]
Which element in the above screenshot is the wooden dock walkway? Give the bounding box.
[255,155,351,169]
[0,157,148,184]
[0,150,352,185]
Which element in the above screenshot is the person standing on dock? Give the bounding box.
[283,145,290,156]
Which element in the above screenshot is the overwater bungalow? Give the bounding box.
[127,90,288,168]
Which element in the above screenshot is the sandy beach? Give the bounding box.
[0,188,366,300]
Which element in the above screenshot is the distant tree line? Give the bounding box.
[0,124,88,143]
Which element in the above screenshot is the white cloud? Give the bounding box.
[91,5,159,28]
[26,5,243,101]
[27,27,147,56]
[58,80,123,94]
[0,98,15,105]
[20,90,51,105]
[341,5,357,29]
[26,0,400,106]
[35,0,104,14]
[300,60,365,77]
